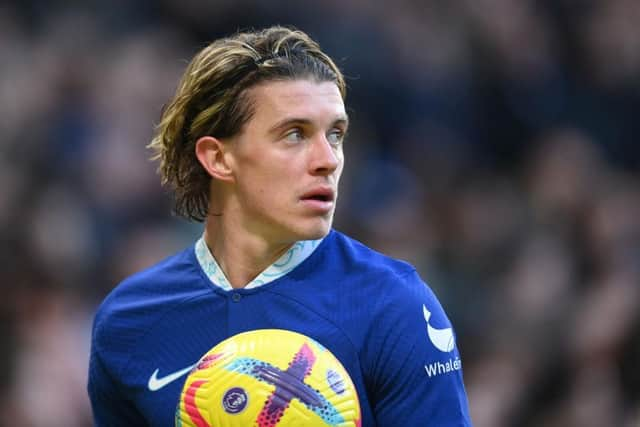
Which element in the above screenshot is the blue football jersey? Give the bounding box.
[88,230,472,426]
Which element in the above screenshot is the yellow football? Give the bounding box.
[175,329,361,427]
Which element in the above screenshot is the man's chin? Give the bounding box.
[295,220,333,241]
[268,215,334,244]
[304,229,331,241]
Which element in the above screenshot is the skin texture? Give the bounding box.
[195,79,348,287]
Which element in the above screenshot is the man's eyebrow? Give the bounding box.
[268,115,350,134]
[334,115,350,128]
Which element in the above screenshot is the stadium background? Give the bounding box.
[1,0,639,425]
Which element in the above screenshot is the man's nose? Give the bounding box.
[309,136,340,175]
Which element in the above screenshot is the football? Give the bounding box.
[175,329,361,426]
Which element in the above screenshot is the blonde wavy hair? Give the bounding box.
[148,26,346,221]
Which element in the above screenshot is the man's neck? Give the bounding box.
[202,222,293,289]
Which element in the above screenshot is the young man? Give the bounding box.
[88,26,473,426]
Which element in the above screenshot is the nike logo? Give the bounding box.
[147,364,196,391]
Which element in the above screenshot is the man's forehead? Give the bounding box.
[248,79,347,122]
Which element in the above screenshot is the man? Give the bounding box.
[88,26,473,426]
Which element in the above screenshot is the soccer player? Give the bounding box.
[88,26,473,426]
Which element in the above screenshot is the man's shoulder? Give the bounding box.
[327,229,418,284]
[101,246,197,307]
[91,245,208,352]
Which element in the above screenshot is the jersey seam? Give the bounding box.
[359,267,419,392]
[263,286,362,360]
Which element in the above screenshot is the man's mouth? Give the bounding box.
[300,187,335,202]
[300,187,336,213]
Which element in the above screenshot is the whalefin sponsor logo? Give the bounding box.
[423,304,455,352]
[423,304,462,378]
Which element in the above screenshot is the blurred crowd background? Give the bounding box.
[1,0,639,426]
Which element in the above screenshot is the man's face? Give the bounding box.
[225,79,347,243]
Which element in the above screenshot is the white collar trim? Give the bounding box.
[194,237,324,291]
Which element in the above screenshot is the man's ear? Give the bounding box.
[195,136,234,182]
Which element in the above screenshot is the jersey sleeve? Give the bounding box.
[87,311,147,426]
[88,348,146,426]
[363,269,473,426]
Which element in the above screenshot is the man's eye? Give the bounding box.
[327,130,344,145]
[284,129,304,143]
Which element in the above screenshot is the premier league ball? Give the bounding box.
[175,329,361,426]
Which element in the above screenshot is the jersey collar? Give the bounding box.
[194,237,324,291]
